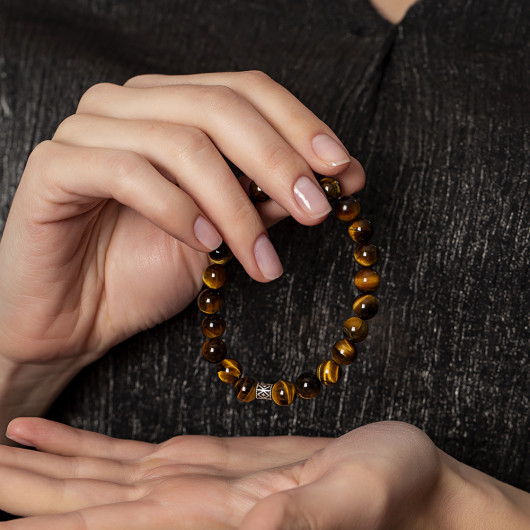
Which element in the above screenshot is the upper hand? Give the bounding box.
[0,71,364,369]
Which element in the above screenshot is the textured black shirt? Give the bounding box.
[0,0,528,496]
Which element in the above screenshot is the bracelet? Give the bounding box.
[197,177,380,406]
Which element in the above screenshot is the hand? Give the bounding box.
[1,418,511,530]
[0,71,364,370]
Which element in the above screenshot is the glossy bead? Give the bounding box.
[354,268,380,293]
[197,288,223,314]
[234,377,257,402]
[334,196,360,222]
[317,359,342,385]
[295,372,322,399]
[271,380,296,406]
[354,243,380,267]
[319,177,342,199]
[331,339,357,365]
[217,358,242,384]
[348,218,373,243]
[201,338,227,363]
[201,314,226,338]
[249,181,270,202]
[343,317,369,342]
[209,242,233,265]
[202,264,227,289]
[353,294,379,320]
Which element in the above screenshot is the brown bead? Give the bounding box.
[201,314,226,338]
[202,264,227,289]
[249,180,270,202]
[295,373,321,399]
[354,268,380,293]
[234,377,257,402]
[353,294,379,320]
[197,288,223,314]
[201,338,227,363]
[354,243,380,267]
[317,359,342,385]
[348,218,373,243]
[343,317,369,342]
[331,339,357,365]
[217,358,242,384]
[209,242,233,265]
[271,380,296,406]
[319,177,342,200]
[334,196,360,222]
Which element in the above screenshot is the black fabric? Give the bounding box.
[0,0,528,501]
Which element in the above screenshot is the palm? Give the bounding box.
[0,191,208,366]
[0,419,442,529]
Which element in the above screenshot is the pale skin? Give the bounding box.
[0,7,528,526]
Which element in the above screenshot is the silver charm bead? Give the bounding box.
[256,383,273,400]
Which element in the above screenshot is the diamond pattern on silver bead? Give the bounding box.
[256,383,273,400]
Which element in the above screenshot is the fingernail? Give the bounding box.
[254,234,283,280]
[312,134,351,167]
[6,434,34,447]
[194,216,223,251]
[294,176,332,218]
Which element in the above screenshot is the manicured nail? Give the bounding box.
[312,134,351,167]
[294,176,332,218]
[254,234,283,280]
[194,216,223,251]
[6,434,34,447]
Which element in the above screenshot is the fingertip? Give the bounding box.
[311,133,351,170]
[253,233,284,282]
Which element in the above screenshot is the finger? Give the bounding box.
[125,71,364,182]
[0,463,137,516]
[77,83,334,225]
[23,140,222,252]
[7,418,153,459]
[52,114,281,281]
[0,444,135,483]
[0,501,178,530]
[157,435,333,474]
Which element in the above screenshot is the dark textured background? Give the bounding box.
[0,0,528,506]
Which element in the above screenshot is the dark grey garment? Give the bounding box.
[0,0,528,500]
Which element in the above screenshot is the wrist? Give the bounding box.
[415,450,530,529]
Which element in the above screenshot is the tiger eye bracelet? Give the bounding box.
[196,177,380,406]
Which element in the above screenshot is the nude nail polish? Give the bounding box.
[293,176,332,218]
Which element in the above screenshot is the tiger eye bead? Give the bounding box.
[343,317,369,342]
[317,359,342,385]
[202,264,227,289]
[197,288,223,314]
[334,196,360,222]
[201,338,227,363]
[249,180,270,202]
[234,377,257,402]
[348,218,373,243]
[201,314,226,338]
[354,268,380,293]
[295,372,322,399]
[353,294,379,320]
[331,339,357,365]
[217,358,242,384]
[319,177,342,200]
[209,242,233,265]
[354,243,380,267]
[271,380,297,406]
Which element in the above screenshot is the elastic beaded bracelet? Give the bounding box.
[197,177,380,406]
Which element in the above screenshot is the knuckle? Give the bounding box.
[26,140,55,172]
[261,141,299,172]
[123,73,163,87]
[168,126,211,162]
[198,84,240,113]
[106,150,146,184]
[239,69,273,86]
[53,113,84,141]
[76,82,116,114]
